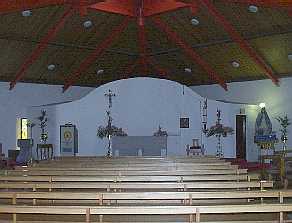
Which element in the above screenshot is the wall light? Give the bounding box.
[259,102,266,108]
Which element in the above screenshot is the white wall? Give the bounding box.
[191,77,292,161]
[0,81,93,156]
[28,78,241,157]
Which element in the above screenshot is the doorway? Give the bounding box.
[236,115,246,160]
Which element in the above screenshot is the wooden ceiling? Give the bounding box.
[1,0,292,90]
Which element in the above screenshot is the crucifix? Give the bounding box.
[104,89,116,109]
[104,89,116,157]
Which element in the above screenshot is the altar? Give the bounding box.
[112,136,167,157]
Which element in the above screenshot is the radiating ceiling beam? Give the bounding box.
[9,7,74,90]
[137,0,148,74]
[152,17,228,91]
[198,0,279,85]
[62,17,131,92]
[89,0,196,17]
[127,0,169,77]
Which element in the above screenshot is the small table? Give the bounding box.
[37,144,53,160]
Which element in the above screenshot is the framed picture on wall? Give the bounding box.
[180,117,189,128]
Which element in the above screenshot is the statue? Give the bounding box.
[255,107,272,136]
[254,107,278,149]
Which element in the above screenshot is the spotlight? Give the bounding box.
[47,64,56,71]
[190,18,200,26]
[83,20,93,28]
[231,61,240,68]
[96,69,104,75]
[248,5,258,13]
[184,68,192,73]
[22,10,32,17]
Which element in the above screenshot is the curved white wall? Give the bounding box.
[35,78,238,157]
[25,78,242,158]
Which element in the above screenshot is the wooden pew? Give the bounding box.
[0,190,290,205]
[30,161,235,168]
[2,168,249,176]
[0,174,249,182]
[0,204,291,222]
[50,156,222,162]
[15,165,239,171]
[0,180,273,191]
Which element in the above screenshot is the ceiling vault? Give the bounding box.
[1,0,292,89]
[62,16,131,92]
[198,0,279,85]
[9,6,75,90]
[152,17,228,91]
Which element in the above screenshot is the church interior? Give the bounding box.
[2,0,292,222]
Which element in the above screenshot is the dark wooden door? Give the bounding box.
[236,115,246,160]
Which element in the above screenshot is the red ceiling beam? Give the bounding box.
[137,0,148,75]
[89,0,196,17]
[198,0,279,85]
[152,17,228,91]
[9,7,74,90]
[136,1,169,77]
[89,0,135,16]
[142,0,196,17]
[62,17,131,92]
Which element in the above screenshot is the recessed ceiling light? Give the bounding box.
[184,68,192,73]
[47,64,56,71]
[96,69,104,75]
[248,5,258,13]
[288,54,292,61]
[231,61,240,68]
[22,10,32,17]
[190,18,200,26]
[83,20,93,28]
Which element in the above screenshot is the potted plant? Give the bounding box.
[276,115,290,151]
[37,110,48,143]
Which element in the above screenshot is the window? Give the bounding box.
[16,118,28,140]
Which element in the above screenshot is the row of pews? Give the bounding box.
[0,156,291,222]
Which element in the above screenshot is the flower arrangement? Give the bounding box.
[97,125,127,139]
[206,124,234,138]
[153,125,168,137]
[205,109,234,157]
